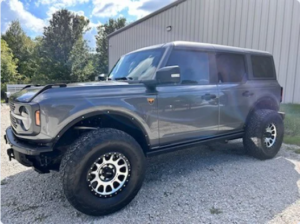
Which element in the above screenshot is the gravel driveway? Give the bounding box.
[1,104,300,224]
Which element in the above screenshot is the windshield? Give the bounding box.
[109,48,165,81]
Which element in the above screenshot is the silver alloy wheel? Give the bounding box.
[87,153,130,197]
[264,123,277,148]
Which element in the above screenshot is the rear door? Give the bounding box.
[157,49,220,146]
[216,53,254,133]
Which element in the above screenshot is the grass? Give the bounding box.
[1,99,5,103]
[280,104,300,146]
[34,214,49,223]
[1,179,8,185]
[210,206,223,215]
[288,147,300,154]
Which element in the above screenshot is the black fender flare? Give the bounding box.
[245,95,279,125]
[52,109,152,148]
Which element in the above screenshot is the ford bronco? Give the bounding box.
[4,41,284,216]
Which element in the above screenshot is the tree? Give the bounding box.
[2,21,36,80]
[40,9,90,82]
[1,39,23,97]
[95,18,126,74]
[29,37,49,84]
[68,37,95,82]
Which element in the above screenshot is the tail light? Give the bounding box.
[280,87,283,102]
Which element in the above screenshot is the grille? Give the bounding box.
[10,113,18,128]
[9,101,15,112]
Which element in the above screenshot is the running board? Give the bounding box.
[147,132,244,157]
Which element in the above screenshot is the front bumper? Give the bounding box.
[4,127,53,156]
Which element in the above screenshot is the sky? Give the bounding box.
[1,0,176,49]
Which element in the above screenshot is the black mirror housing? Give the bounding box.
[156,66,181,84]
[141,66,180,91]
[98,74,107,81]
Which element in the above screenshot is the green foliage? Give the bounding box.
[95,18,126,74]
[280,104,300,146]
[39,9,90,82]
[29,37,48,84]
[1,39,18,82]
[1,11,126,88]
[68,37,96,82]
[2,21,36,80]
[1,39,24,97]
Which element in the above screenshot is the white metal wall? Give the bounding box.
[109,0,300,103]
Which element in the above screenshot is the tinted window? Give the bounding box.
[216,54,246,83]
[166,50,210,85]
[251,56,275,78]
[109,48,164,81]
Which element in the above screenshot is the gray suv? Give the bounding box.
[4,41,285,216]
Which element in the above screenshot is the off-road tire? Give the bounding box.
[60,128,146,216]
[243,109,284,160]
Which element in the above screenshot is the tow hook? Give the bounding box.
[7,149,15,161]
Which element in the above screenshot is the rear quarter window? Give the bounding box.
[251,55,276,79]
[216,53,246,83]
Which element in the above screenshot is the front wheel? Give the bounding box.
[243,109,284,160]
[60,128,146,216]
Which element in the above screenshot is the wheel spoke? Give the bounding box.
[110,183,116,191]
[115,157,122,164]
[90,170,98,176]
[94,163,101,169]
[117,164,126,170]
[87,152,130,197]
[90,177,98,184]
[114,178,123,184]
[96,182,101,191]
[264,123,277,148]
[109,155,114,162]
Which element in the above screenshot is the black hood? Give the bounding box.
[10,87,44,103]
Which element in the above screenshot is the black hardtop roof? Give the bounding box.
[127,41,272,56]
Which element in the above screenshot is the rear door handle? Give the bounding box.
[202,94,217,100]
[242,91,254,97]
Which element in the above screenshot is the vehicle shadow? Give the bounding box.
[1,142,299,224]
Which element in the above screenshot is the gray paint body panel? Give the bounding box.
[27,84,160,146]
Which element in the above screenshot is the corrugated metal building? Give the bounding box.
[108,0,300,103]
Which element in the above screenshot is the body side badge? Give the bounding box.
[147,98,155,105]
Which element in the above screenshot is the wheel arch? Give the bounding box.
[52,110,152,154]
[245,96,280,125]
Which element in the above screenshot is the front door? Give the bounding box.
[157,49,219,146]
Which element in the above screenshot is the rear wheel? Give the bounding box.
[243,109,284,160]
[60,128,146,216]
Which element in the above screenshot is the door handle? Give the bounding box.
[242,91,254,97]
[202,94,217,100]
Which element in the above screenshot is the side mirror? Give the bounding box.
[141,66,181,91]
[156,66,181,84]
[97,74,107,81]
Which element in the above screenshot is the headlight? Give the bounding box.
[19,106,32,131]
